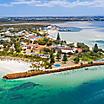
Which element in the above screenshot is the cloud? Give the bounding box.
[0,0,104,8]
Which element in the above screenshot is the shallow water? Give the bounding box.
[52,21,104,49]
[1,66,104,104]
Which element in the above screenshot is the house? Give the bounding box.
[56,46,83,54]
[73,48,83,53]
[0,37,11,42]
[22,43,39,54]
[9,44,15,51]
[61,48,75,54]
[4,31,14,36]
[24,34,42,42]
[0,45,4,51]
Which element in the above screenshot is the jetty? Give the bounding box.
[3,62,104,79]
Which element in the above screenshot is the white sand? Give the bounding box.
[0,60,31,74]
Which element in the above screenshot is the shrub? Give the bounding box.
[74,57,80,63]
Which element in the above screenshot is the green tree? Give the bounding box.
[51,48,55,53]
[88,61,93,64]
[77,42,89,52]
[60,41,64,46]
[62,53,68,64]
[47,40,52,46]
[56,49,62,61]
[50,52,55,68]
[93,44,99,53]
[37,38,49,45]
[43,61,50,69]
[68,43,74,48]
[74,57,80,64]
[14,41,22,53]
[57,33,61,41]
[3,41,11,52]
[43,48,51,54]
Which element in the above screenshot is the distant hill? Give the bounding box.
[0,16,104,23]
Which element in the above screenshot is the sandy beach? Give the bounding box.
[0,59,31,74]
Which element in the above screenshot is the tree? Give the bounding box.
[47,40,52,46]
[37,38,49,45]
[93,44,99,53]
[14,41,22,53]
[62,53,68,64]
[74,57,80,64]
[60,40,67,46]
[49,52,55,68]
[33,40,37,44]
[43,61,50,69]
[43,48,51,54]
[60,41,64,46]
[51,48,55,53]
[88,61,93,64]
[3,41,11,52]
[57,33,61,41]
[77,42,89,52]
[68,43,74,48]
[56,49,62,61]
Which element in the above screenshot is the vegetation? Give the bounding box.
[93,44,99,53]
[73,43,104,63]
[62,53,68,64]
[77,42,89,52]
[56,49,62,61]
[14,41,22,52]
[37,38,48,45]
[88,61,93,64]
[56,33,61,41]
[74,51,104,62]
[74,57,80,63]
[50,51,55,67]
[47,40,53,46]
[42,48,51,54]
[67,43,75,48]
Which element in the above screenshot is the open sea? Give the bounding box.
[1,21,104,104]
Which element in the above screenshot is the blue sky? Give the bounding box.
[0,0,104,17]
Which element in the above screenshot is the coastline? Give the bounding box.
[1,21,104,79]
[3,61,104,80]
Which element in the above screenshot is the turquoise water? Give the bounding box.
[1,66,104,104]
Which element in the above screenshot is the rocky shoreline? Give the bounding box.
[3,62,104,80]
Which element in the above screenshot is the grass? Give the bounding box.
[74,51,104,62]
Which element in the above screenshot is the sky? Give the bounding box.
[0,0,104,17]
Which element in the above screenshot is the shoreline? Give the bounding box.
[3,61,104,80]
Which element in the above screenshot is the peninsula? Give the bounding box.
[0,23,104,79]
